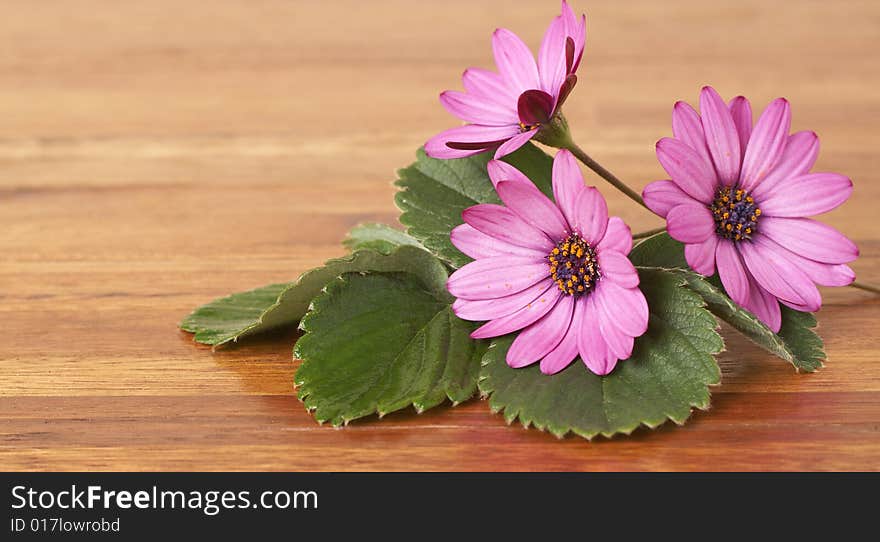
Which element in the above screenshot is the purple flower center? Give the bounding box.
[547,233,600,297]
[711,186,762,242]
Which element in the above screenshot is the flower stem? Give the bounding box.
[632,226,667,239]
[850,281,880,295]
[563,141,647,209]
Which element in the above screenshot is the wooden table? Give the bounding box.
[2,0,878,471]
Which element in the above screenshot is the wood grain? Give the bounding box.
[1,0,878,471]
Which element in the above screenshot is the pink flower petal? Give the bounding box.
[462,67,518,103]
[759,235,856,288]
[425,124,520,159]
[578,296,617,376]
[728,95,753,156]
[699,86,742,186]
[758,173,853,217]
[715,240,751,307]
[471,289,561,339]
[492,28,540,92]
[496,180,568,240]
[666,203,715,244]
[598,250,639,288]
[462,203,554,251]
[597,216,632,255]
[739,98,791,191]
[672,101,711,165]
[447,256,548,301]
[642,179,696,218]
[486,159,533,188]
[493,128,537,159]
[506,295,575,368]
[655,137,717,203]
[593,280,649,338]
[571,187,609,245]
[439,90,518,126]
[453,278,555,321]
[751,131,820,199]
[760,217,858,264]
[560,1,586,73]
[594,287,637,360]
[551,149,585,229]
[684,235,719,275]
[539,299,582,374]
[538,15,568,96]
[743,275,782,332]
[739,237,821,311]
[450,223,546,260]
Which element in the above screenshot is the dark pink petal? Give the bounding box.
[728,96,753,156]
[571,186,609,244]
[684,235,719,276]
[425,124,520,159]
[594,286,637,360]
[666,203,715,244]
[699,86,742,186]
[760,217,858,264]
[486,159,532,188]
[492,28,540,92]
[493,128,537,159]
[655,137,717,203]
[743,276,782,332]
[598,250,639,288]
[538,15,568,96]
[715,240,751,307]
[539,299,582,374]
[462,203,553,251]
[739,98,791,191]
[447,255,548,301]
[551,149,585,229]
[642,179,696,218]
[517,90,554,125]
[672,101,711,165]
[506,295,575,368]
[471,289,561,339]
[560,2,586,73]
[578,296,617,376]
[554,74,577,112]
[450,223,546,260]
[440,90,518,126]
[453,278,554,322]
[597,217,632,255]
[594,280,649,338]
[496,180,568,240]
[751,131,820,198]
[739,237,821,311]
[758,173,853,217]
[462,68,518,103]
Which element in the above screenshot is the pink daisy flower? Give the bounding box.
[447,150,648,376]
[425,1,586,160]
[642,86,858,332]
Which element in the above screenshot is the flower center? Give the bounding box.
[547,233,600,297]
[710,186,762,242]
[518,121,540,133]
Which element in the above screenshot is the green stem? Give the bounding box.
[563,141,647,210]
[632,226,667,239]
[850,281,880,295]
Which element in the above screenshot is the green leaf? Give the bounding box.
[342,223,424,254]
[479,268,722,439]
[395,143,553,268]
[294,272,487,426]
[629,232,825,371]
[180,246,449,346]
